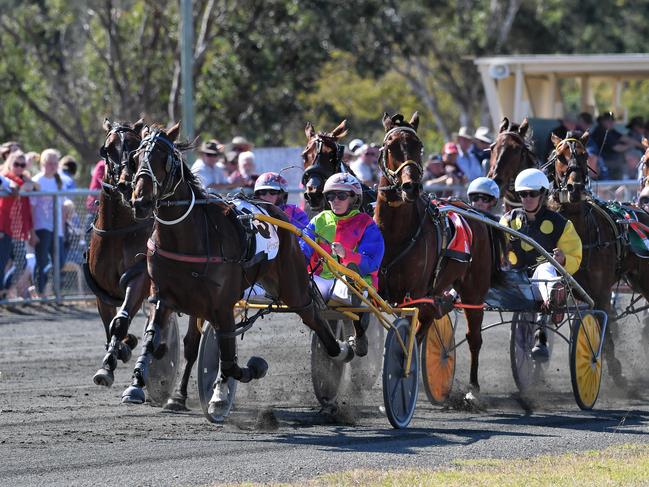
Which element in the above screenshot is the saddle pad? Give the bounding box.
[604,202,649,258]
[232,200,280,261]
[445,211,473,262]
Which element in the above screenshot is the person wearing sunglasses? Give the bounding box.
[466,177,499,215]
[499,168,582,360]
[253,172,309,230]
[299,173,384,356]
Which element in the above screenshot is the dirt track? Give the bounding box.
[2,303,649,486]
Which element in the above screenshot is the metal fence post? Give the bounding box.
[53,193,61,304]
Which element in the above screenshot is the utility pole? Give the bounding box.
[180,0,195,162]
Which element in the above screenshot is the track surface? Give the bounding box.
[2,304,649,486]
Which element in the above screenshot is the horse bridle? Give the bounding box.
[134,129,195,225]
[378,126,424,191]
[548,138,589,192]
[301,135,346,187]
[99,125,141,192]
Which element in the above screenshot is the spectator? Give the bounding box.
[472,126,493,173]
[576,112,594,133]
[191,139,231,191]
[86,160,105,215]
[30,149,67,297]
[590,112,641,179]
[63,199,84,264]
[626,116,645,144]
[59,155,78,190]
[422,154,446,189]
[225,136,254,176]
[0,152,38,297]
[350,143,379,186]
[427,142,465,197]
[229,151,258,189]
[454,127,482,182]
[545,114,577,160]
[0,141,21,161]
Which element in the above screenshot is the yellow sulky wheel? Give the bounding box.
[421,314,456,404]
[569,312,602,410]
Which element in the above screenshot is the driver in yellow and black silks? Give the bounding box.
[499,168,582,359]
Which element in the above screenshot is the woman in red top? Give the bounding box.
[0,151,38,295]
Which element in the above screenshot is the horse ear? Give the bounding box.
[167,122,181,142]
[643,137,649,149]
[409,112,420,131]
[580,131,590,146]
[383,112,394,132]
[499,117,509,133]
[519,117,529,136]
[550,132,562,147]
[103,118,112,132]
[304,121,316,140]
[331,120,348,139]
[133,118,145,134]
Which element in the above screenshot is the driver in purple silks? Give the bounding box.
[253,172,309,230]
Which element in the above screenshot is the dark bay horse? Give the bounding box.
[89,119,154,387]
[376,112,502,392]
[302,120,375,215]
[125,123,354,408]
[547,131,649,386]
[487,117,538,211]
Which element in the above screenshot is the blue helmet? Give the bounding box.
[467,177,500,199]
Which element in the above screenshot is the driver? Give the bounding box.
[467,177,500,215]
[300,173,384,356]
[253,172,309,230]
[499,168,582,360]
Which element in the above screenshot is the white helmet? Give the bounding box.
[467,177,500,199]
[323,172,363,196]
[514,168,550,192]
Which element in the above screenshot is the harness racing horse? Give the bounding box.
[302,120,375,215]
[487,117,538,211]
[89,119,155,387]
[547,131,649,386]
[124,123,355,408]
[376,112,503,393]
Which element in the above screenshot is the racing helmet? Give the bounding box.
[514,168,550,193]
[467,177,500,199]
[323,172,363,209]
[254,172,288,193]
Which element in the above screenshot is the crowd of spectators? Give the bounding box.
[0,142,81,300]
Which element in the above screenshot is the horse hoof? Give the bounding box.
[207,402,227,421]
[163,396,189,412]
[247,356,269,380]
[124,333,138,350]
[334,341,355,363]
[117,343,132,363]
[93,367,114,387]
[121,385,146,404]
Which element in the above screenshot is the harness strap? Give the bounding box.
[147,238,226,264]
[91,219,152,237]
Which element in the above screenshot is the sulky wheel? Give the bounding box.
[311,320,347,406]
[421,313,455,404]
[147,313,180,407]
[197,323,237,423]
[350,314,385,390]
[570,311,602,410]
[382,318,419,429]
[509,312,538,393]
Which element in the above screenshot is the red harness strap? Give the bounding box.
[147,238,225,264]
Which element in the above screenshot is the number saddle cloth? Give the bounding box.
[230,199,280,267]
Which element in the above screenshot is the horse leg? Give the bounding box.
[164,316,202,411]
[121,301,170,404]
[463,307,484,393]
[93,299,117,386]
[93,274,146,387]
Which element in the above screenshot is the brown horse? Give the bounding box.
[375,112,502,392]
[546,131,649,386]
[124,123,354,408]
[302,120,375,215]
[89,119,155,387]
[487,117,538,210]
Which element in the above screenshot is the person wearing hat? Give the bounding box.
[454,127,482,182]
[348,138,364,155]
[254,172,309,230]
[439,142,466,190]
[58,155,77,190]
[499,168,582,359]
[589,112,642,179]
[224,136,254,176]
[191,139,231,191]
[299,172,384,356]
[472,127,493,173]
[350,143,379,186]
[0,141,21,161]
[466,177,499,215]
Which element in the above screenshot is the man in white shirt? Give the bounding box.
[455,126,483,182]
[191,140,231,191]
[350,143,379,186]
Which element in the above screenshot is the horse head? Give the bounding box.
[100,118,145,203]
[131,122,183,220]
[549,131,590,203]
[301,120,348,211]
[379,112,423,203]
[488,117,535,197]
